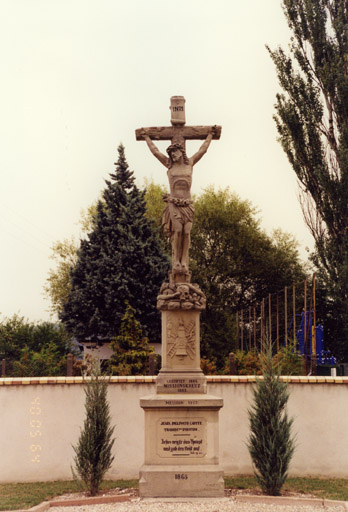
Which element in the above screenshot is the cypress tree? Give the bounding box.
[60,144,169,344]
[72,372,115,496]
[247,344,295,496]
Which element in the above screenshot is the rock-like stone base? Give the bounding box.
[139,464,224,497]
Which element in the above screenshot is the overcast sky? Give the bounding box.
[0,0,314,322]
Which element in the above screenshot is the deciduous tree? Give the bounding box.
[189,187,306,366]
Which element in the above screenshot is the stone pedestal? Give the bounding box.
[139,394,224,497]
[139,280,224,498]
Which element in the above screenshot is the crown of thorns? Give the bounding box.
[166,143,189,164]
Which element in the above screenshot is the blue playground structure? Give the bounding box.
[288,311,337,366]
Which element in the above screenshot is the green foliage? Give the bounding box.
[0,316,73,376]
[268,0,348,360]
[143,178,168,231]
[108,302,153,375]
[61,144,169,345]
[45,239,80,319]
[72,372,115,496]
[109,143,135,190]
[200,357,218,375]
[247,344,295,495]
[143,178,171,254]
[190,187,306,368]
[12,342,67,377]
[234,350,262,376]
[273,344,305,376]
[45,207,97,319]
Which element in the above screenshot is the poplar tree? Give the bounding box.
[268,0,348,359]
[60,144,169,344]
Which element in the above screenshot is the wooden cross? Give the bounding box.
[135,96,221,149]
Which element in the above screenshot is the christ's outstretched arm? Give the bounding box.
[190,126,217,165]
[142,131,169,167]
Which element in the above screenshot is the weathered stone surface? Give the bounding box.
[135,125,222,141]
[139,393,224,497]
[160,310,201,371]
[136,96,220,275]
[157,282,206,311]
[137,97,223,498]
[140,394,223,409]
[156,373,207,395]
[139,465,224,497]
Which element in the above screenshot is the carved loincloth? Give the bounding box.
[162,196,194,236]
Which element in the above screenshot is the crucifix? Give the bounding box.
[136,96,221,277]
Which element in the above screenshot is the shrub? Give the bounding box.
[12,342,67,377]
[200,357,218,375]
[108,302,153,375]
[273,344,305,376]
[231,350,262,375]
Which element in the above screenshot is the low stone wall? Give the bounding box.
[1,375,347,483]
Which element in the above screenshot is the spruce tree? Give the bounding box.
[247,344,295,496]
[72,372,115,496]
[110,143,135,190]
[108,301,153,375]
[267,0,348,359]
[60,144,169,344]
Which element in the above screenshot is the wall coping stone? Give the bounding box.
[1,375,348,386]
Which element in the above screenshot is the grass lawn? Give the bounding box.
[0,480,137,510]
[1,477,348,510]
[225,476,348,501]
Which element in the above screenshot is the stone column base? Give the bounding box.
[139,464,224,497]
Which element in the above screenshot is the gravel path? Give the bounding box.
[49,497,347,512]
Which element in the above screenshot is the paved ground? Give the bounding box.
[49,496,348,512]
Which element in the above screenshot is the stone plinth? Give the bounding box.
[139,394,224,497]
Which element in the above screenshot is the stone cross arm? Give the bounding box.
[135,125,222,142]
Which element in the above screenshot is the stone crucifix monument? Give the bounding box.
[136,96,224,498]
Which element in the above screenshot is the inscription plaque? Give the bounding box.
[162,378,202,393]
[157,418,206,458]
